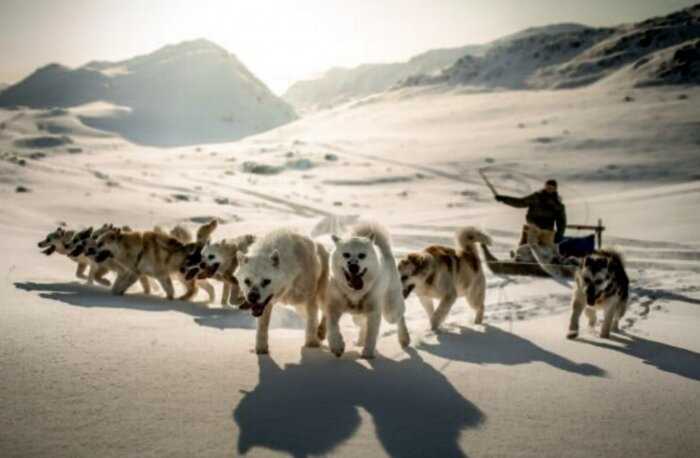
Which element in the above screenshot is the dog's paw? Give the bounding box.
[305,339,321,348]
[360,350,376,360]
[330,343,345,358]
[255,346,269,355]
[566,330,578,339]
[600,332,611,339]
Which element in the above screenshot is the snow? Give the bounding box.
[2,19,700,457]
[401,4,700,91]
[283,44,487,113]
[0,39,296,147]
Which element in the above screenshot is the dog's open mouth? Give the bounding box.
[197,262,220,280]
[41,245,56,256]
[95,250,113,263]
[247,295,273,318]
[183,267,200,280]
[344,268,367,291]
[402,284,415,299]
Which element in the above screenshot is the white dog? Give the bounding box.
[235,229,329,354]
[325,223,410,359]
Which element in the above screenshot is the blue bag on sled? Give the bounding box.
[558,234,595,258]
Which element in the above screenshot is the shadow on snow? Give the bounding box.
[419,325,606,377]
[234,348,483,458]
[13,281,304,330]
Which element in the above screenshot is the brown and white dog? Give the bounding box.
[181,234,256,307]
[76,224,154,293]
[38,226,91,280]
[93,220,218,300]
[567,249,629,339]
[158,222,217,303]
[398,227,491,331]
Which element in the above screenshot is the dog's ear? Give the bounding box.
[331,234,341,245]
[407,253,429,273]
[270,249,280,268]
[237,252,248,265]
[237,234,256,251]
[197,219,218,243]
[366,232,376,243]
[606,255,619,270]
[79,227,93,240]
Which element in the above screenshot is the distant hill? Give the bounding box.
[282,23,595,112]
[402,4,700,90]
[282,44,486,112]
[0,39,297,146]
[285,5,700,113]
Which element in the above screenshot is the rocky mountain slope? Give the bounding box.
[404,4,700,90]
[282,44,486,112]
[0,39,297,146]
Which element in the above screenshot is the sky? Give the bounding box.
[0,0,696,94]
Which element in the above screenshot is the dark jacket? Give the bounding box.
[497,190,567,241]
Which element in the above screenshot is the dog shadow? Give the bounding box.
[578,333,700,381]
[632,286,700,306]
[14,281,304,331]
[233,348,484,458]
[419,325,605,377]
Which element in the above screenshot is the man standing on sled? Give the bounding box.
[495,179,566,261]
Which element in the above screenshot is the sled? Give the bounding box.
[480,220,605,279]
[477,169,606,279]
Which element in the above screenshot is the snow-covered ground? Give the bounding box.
[1,83,699,457]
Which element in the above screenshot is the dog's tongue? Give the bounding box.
[250,303,265,317]
[344,271,364,290]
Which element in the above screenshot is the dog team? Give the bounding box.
[38,220,629,357]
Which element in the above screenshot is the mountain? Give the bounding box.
[282,23,597,113]
[402,4,700,90]
[282,44,486,112]
[0,39,297,146]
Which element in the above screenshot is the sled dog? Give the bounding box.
[235,229,328,354]
[182,234,256,307]
[398,227,491,330]
[94,220,218,300]
[39,225,114,286]
[325,223,410,359]
[567,249,629,339]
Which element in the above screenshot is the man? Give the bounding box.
[495,179,567,244]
